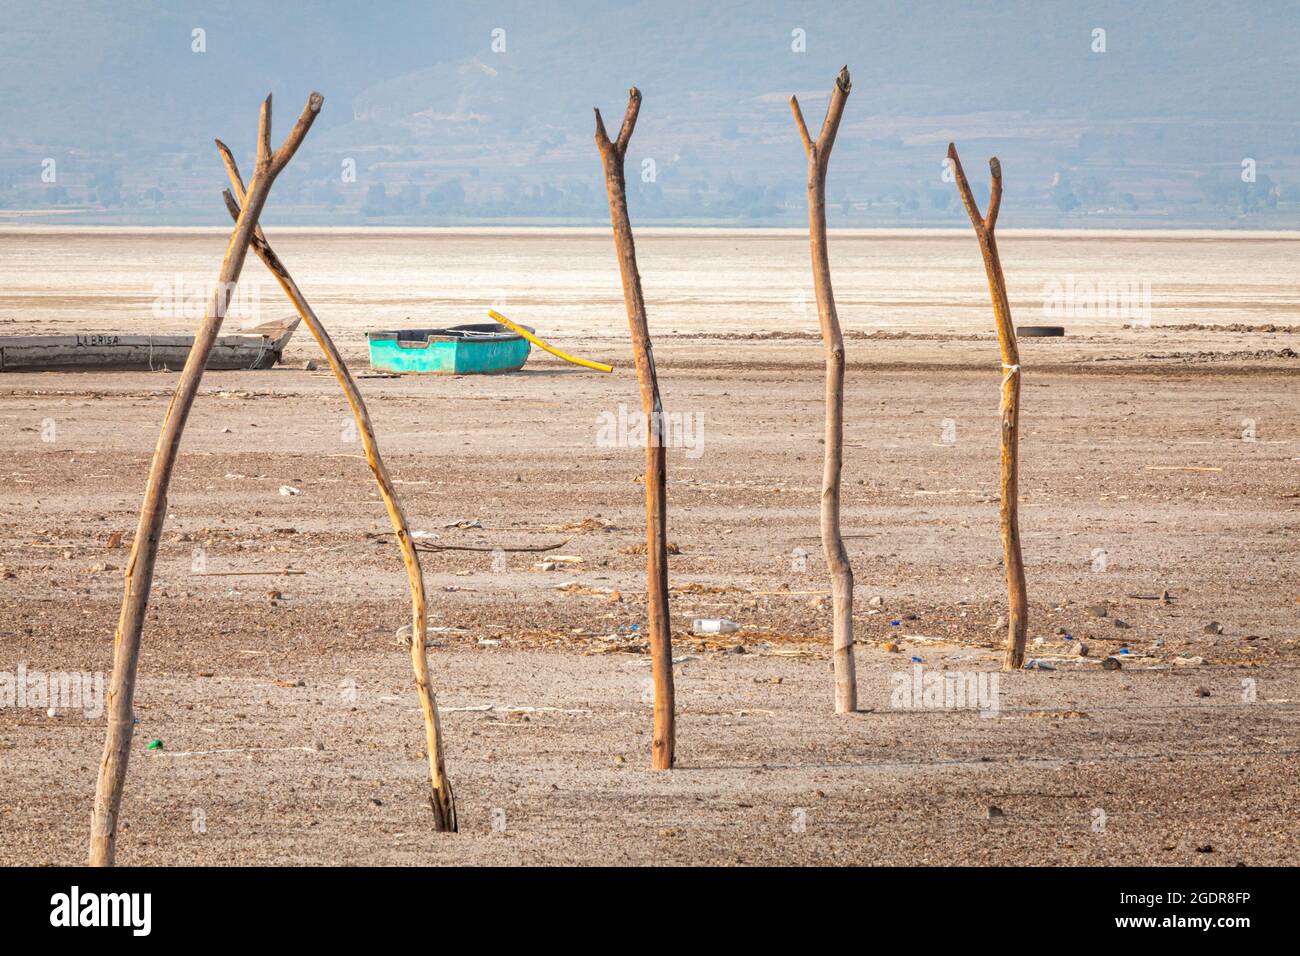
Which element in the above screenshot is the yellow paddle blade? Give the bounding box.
[487,309,614,373]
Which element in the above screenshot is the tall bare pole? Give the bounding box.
[216,145,456,831]
[594,88,674,769]
[791,67,857,712]
[948,142,1029,671]
[89,93,323,866]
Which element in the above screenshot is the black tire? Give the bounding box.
[1016,325,1065,338]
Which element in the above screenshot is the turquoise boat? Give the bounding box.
[366,322,532,375]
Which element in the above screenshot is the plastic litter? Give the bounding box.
[146,738,164,751]
[442,518,482,529]
[691,618,740,635]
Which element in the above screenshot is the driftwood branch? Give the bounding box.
[218,144,457,830]
[985,157,1002,232]
[948,142,1027,671]
[411,538,571,554]
[255,96,273,171]
[790,98,814,156]
[595,87,675,769]
[792,67,857,713]
[89,91,323,867]
[371,531,572,554]
[614,89,641,156]
[790,66,850,174]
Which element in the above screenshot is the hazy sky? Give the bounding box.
[2,1,1297,227]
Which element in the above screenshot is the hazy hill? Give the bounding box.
[2,0,1297,226]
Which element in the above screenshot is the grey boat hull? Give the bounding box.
[0,319,300,372]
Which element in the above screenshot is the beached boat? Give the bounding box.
[367,322,532,375]
[0,317,300,372]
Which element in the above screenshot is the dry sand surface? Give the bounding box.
[0,327,1297,865]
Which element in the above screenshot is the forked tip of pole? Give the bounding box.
[989,156,1002,178]
[836,64,851,91]
[947,141,958,158]
[307,91,325,111]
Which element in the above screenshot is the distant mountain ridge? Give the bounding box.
[1,0,1297,227]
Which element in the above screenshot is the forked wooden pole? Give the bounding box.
[791,67,857,712]
[216,145,457,831]
[90,92,323,866]
[948,142,1029,671]
[594,88,675,769]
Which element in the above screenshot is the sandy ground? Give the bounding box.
[0,326,1297,865]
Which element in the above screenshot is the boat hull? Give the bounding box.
[0,321,299,373]
[367,323,531,375]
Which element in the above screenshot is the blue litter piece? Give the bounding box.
[1063,634,1074,641]
[910,656,923,663]
[890,619,901,626]
[1118,648,1130,655]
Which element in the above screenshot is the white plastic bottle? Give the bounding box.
[692,618,740,635]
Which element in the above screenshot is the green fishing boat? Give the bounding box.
[366,322,532,375]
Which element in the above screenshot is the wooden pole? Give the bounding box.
[216,146,457,831]
[594,88,675,769]
[948,142,1029,671]
[89,92,323,866]
[791,67,857,713]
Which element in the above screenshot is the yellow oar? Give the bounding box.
[488,309,613,373]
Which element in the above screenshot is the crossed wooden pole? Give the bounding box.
[216,144,457,832]
[90,92,322,865]
[90,92,456,867]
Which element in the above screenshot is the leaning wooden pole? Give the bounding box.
[791,67,857,712]
[948,142,1028,671]
[594,88,675,769]
[89,92,323,866]
[215,146,457,831]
